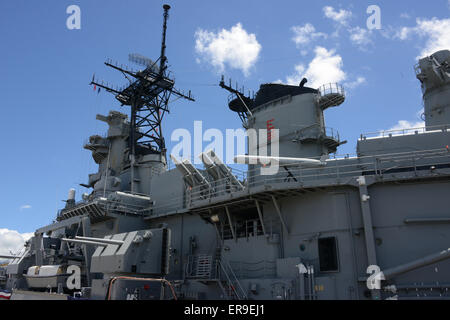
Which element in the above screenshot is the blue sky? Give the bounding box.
[0,0,449,242]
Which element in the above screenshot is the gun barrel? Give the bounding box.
[0,255,18,259]
[61,238,109,247]
[75,236,124,246]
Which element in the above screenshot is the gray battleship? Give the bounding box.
[1,5,450,300]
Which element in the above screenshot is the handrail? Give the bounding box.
[181,148,450,206]
[360,124,449,139]
[229,260,277,279]
[318,83,345,96]
[58,197,150,219]
[144,148,450,216]
[217,259,248,300]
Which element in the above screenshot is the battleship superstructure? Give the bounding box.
[1,5,450,300]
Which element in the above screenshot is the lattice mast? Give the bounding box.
[90,4,194,192]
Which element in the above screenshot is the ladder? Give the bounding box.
[217,259,248,300]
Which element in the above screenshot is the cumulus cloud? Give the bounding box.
[286,47,347,88]
[286,64,306,85]
[323,6,352,26]
[322,6,375,50]
[400,13,411,19]
[394,18,450,57]
[385,109,425,133]
[291,23,327,46]
[394,26,412,41]
[194,23,261,76]
[0,229,33,262]
[349,27,373,48]
[344,77,367,89]
[387,120,425,132]
[19,204,32,211]
[414,18,450,57]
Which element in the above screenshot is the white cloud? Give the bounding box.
[286,64,306,85]
[394,26,412,40]
[349,27,373,48]
[194,23,261,76]
[19,204,31,211]
[385,109,425,132]
[400,13,411,19]
[0,229,33,262]
[414,18,450,57]
[394,18,450,57]
[322,6,373,49]
[344,77,367,89]
[323,6,352,26]
[291,23,327,46]
[387,120,425,132]
[286,47,347,88]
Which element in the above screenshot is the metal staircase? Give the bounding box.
[217,259,248,300]
[185,251,248,300]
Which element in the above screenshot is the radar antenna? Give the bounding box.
[128,53,160,74]
[90,4,194,174]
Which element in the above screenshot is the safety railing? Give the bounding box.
[317,83,346,109]
[184,148,450,205]
[360,124,449,140]
[318,83,345,97]
[82,134,109,149]
[217,259,248,300]
[58,197,150,220]
[184,254,248,300]
[147,148,450,216]
[324,127,340,142]
[229,260,277,279]
[103,198,150,216]
[294,124,340,142]
[220,218,280,241]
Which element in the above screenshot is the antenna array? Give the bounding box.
[90,5,194,159]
